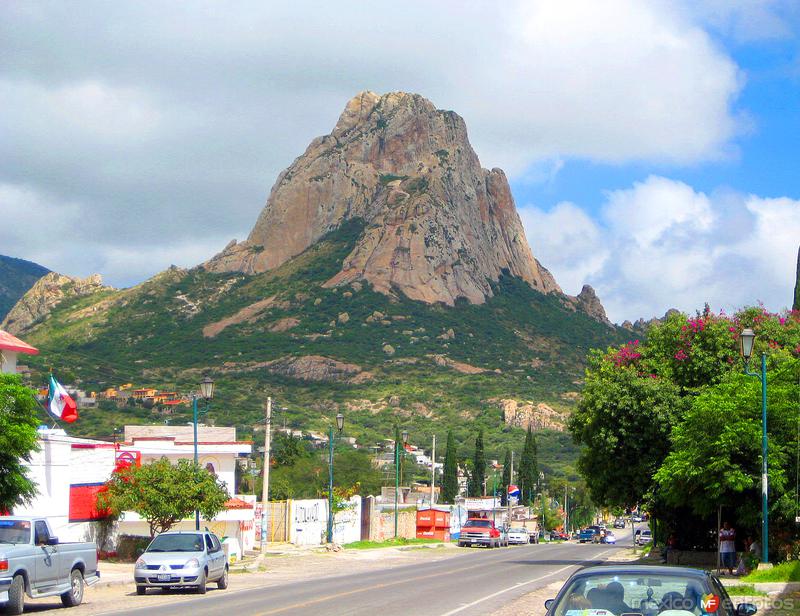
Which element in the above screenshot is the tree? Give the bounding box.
[468,430,486,497]
[441,430,458,503]
[501,449,511,506]
[518,427,538,505]
[0,374,40,511]
[793,245,799,312]
[569,354,686,508]
[101,458,229,537]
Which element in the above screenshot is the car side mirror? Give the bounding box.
[737,604,758,616]
[545,599,555,610]
[46,536,59,546]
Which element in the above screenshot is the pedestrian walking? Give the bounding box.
[719,521,736,575]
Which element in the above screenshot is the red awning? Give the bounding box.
[224,497,254,510]
[0,330,39,355]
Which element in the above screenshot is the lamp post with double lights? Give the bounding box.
[740,327,769,565]
[395,429,409,539]
[192,375,215,531]
[326,412,345,544]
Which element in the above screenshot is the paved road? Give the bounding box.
[108,528,636,616]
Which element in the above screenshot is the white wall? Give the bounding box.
[0,350,17,374]
[288,497,361,546]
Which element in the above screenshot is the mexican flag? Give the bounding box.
[48,375,78,423]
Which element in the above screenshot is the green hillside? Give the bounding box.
[21,221,629,478]
[0,255,49,321]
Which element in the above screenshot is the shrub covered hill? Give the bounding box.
[5,92,630,479]
[0,255,49,321]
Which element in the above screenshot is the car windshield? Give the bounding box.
[0,520,31,544]
[466,520,492,528]
[642,531,652,536]
[509,528,526,533]
[553,572,712,616]
[147,533,204,553]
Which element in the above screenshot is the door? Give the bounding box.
[33,520,60,591]
[205,534,223,580]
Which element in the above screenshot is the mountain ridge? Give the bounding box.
[0,255,50,322]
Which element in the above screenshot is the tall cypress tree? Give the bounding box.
[468,430,486,497]
[501,448,511,506]
[519,426,538,505]
[441,430,458,503]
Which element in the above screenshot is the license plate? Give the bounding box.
[0,591,8,603]
[157,573,171,582]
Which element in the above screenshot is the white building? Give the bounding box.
[0,329,38,375]
[15,425,255,552]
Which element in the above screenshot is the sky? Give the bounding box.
[1,1,799,323]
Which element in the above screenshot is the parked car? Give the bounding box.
[550,531,569,541]
[636,529,653,546]
[0,516,100,615]
[601,531,616,544]
[134,530,229,595]
[613,518,626,529]
[632,514,643,523]
[543,565,757,616]
[457,518,507,548]
[578,526,600,543]
[507,527,530,545]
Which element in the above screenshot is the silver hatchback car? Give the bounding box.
[134,530,228,595]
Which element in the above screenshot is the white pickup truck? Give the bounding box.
[0,516,100,614]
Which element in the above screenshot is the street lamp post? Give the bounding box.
[740,328,769,565]
[395,429,409,539]
[538,472,546,538]
[492,470,497,527]
[326,413,345,544]
[192,376,215,531]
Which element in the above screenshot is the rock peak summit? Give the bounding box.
[205,90,561,305]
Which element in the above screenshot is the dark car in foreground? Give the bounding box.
[544,565,757,616]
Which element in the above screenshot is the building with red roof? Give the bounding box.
[0,329,38,375]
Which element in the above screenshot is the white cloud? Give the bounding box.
[0,1,747,284]
[521,176,800,323]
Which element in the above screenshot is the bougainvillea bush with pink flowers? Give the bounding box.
[570,306,800,555]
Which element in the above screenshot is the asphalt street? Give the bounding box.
[108,526,638,616]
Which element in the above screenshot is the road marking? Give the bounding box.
[437,547,614,616]
[253,544,565,615]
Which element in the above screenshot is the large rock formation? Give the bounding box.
[1,272,109,335]
[205,91,561,306]
[499,399,566,432]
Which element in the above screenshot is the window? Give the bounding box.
[146,533,204,553]
[205,534,215,552]
[34,521,50,545]
[211,535,222,553]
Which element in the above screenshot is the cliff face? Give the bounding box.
[1,272,109,335]
[205,91,560,306]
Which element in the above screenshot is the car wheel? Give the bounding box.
[217,566,229,590]
[196,570,207,595]
[60,569,85,607]
[136,585,147,595]
[5,574,25,615]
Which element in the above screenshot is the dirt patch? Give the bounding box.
[269,317,300,332]
[428,354,489,374]
[202,296,277,337]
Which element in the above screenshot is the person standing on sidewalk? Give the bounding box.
[719,521,736,575]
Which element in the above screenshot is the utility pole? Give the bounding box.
[508,451,514,523]
[259,397,272,551]
[564,485,568,533]
[430,434,436,506]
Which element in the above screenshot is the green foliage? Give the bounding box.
[100,458,229,537]
[441,430,458,503]
[570,354,686,508]
[0,374,41,511]
[468,430,486,497]
[518,427,538,505]
[500,449,511,506]
[743,560,800,582]
[793,247,799,312]
[344,537,439,549]
[379,174,407,185]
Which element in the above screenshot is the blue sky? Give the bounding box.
[1,1,799,323]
